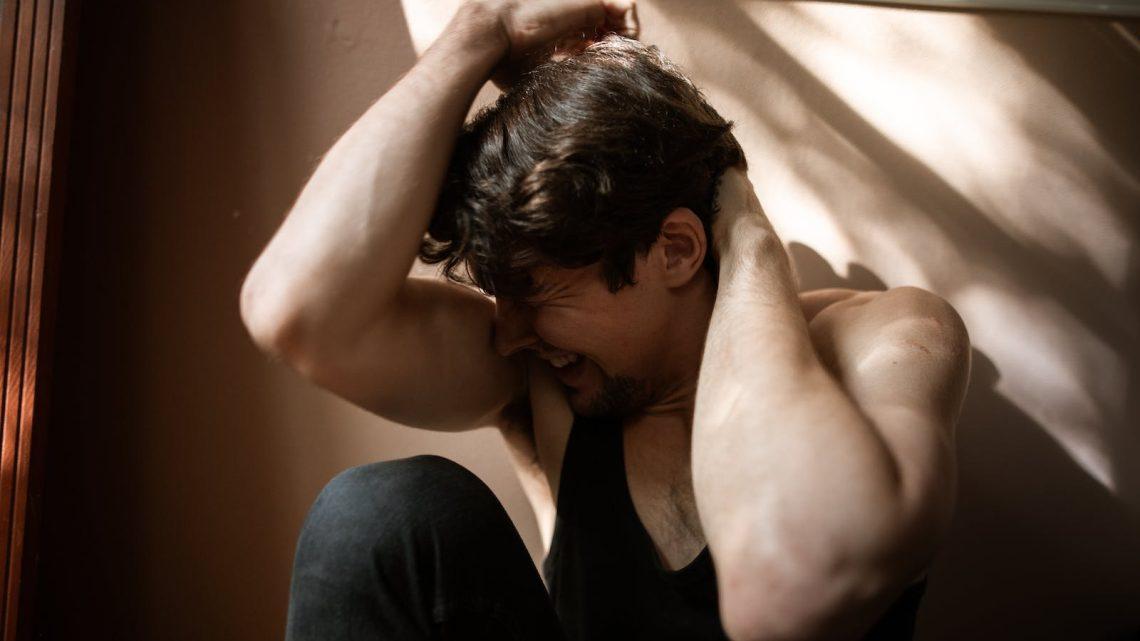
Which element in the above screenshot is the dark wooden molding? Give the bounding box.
[0,1,76,638]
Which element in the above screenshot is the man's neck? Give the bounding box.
[628,269,719,440]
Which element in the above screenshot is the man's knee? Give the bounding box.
[294,454,499,562]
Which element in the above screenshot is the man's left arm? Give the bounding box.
[693,169,971,641]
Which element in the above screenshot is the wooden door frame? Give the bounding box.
[0,0,77,638]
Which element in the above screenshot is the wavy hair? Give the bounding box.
[419,35,747,300]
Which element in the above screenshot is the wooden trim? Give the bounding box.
[817,0,1140,17]
[0,1,74,638]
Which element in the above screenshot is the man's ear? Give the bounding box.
[655,207,707,288]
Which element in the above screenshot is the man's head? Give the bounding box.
[420,35,746,420]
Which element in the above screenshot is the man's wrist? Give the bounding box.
[441,1,510,71]
[710,167,776,259]
[716,212,775,263]
[717,220,795,289]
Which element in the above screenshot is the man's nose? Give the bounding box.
[492,298,539,357]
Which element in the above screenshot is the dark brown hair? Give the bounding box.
[419,35,746,300]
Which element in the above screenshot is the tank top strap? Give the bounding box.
[542,412,626,585]
[550,412,625,522]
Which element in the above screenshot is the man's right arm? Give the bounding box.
[239,2,518,431]
[240,0,638,432]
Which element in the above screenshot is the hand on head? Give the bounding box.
[468,0,640,91]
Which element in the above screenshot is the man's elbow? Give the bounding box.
[716,554,904,641]
[239,273,306,361]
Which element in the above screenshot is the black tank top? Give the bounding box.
[541,413,929,640]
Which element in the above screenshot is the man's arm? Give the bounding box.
[692,168,969,641]
[241,1,502,361]
[238,1,637,431]
[798,288,862,323]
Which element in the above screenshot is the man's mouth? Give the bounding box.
[551,353,589,387]
[545,352,580,368]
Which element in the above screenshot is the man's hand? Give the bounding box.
[462,0,639,91]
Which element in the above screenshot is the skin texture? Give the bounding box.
[239,2,971,640]
[695,169,970,641]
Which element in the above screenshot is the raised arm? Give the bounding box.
[238,1,638,431]
[693,168,967,640]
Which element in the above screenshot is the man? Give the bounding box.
[239,1,971,639]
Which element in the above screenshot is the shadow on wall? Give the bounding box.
[33,2,535,641]
[673,0,1140,634]
[652,0,1140,503]
[38,3,349,639]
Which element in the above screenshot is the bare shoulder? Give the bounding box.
[804,286,969,355]
[802,284,962,342]
[804,286,972,429]
[798,287,868,322]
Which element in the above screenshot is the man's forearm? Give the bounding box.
[693,218,902,640]
[240,3,505,355]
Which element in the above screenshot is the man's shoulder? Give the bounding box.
[798,287,871,323]
[801,286,961,326]
[801,286,970,367]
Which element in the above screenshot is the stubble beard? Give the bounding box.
[570,370,656,421]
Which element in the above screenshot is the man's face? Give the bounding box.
[492,259,673,420]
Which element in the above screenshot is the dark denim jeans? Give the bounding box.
[284,455,566,641]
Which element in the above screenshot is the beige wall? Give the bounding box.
[37,1,1139,639]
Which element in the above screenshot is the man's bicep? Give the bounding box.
[293,276,527,432]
